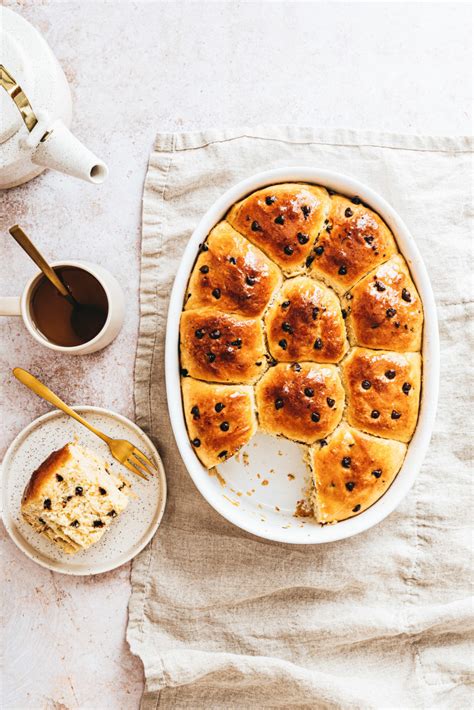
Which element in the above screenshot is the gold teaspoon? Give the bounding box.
[9,225,107,342]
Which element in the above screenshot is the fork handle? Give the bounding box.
[12,368,111,444]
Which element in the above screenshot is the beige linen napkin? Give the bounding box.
[127,127,473,709]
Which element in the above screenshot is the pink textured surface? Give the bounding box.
[1,1,471,708]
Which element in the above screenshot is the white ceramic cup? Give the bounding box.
[0,260,125,354]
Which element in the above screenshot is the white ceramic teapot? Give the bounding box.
[0,7,108,189]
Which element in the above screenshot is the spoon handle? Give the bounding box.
[8,225,71,299]
[13,368,111,445]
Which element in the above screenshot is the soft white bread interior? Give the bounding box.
[21,442,130,554]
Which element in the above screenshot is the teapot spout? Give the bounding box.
[31,120,108,184]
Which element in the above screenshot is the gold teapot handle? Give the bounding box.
[0,65,38,132]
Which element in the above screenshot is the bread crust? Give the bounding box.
[227,183,330,274]
[180,308,268,384]
[185,222,282,317]
[265,276,348,363]
[182,379,257,468]
[341,347,421,443]
[343,254,423,351]
[21,444,71,505]
[310,424,407,523]
[255,362,344,444]
[309,195,397,293]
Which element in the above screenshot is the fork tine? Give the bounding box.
[132,447,157,472]
[127,454,153,479]
[129,452,155,478]
[121,458,148,481]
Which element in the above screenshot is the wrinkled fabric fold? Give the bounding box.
[127,127,473,709]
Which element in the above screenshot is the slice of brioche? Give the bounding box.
[21,442,130,554]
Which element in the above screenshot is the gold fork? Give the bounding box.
[13,368,156,481]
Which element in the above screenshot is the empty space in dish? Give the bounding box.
[215,431,311,519]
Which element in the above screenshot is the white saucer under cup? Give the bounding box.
[1,407,167,575]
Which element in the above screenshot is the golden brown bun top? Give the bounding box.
[182,378,257,468]
[185,222,282,318]
[22,444,70,505]
[265,276,348,363]
[180,183,423,490]
[344,254,423,352]
[341,347,421,443]
[311,424,406,523]
[309,195,397,292]
[255,362,344,445]
[226,183,330,274]
[180,308,267,384]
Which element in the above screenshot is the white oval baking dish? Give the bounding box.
[165,168,439,544]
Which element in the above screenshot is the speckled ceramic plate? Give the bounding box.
[1,407,166,575]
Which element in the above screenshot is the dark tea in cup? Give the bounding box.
[30,266,108,346]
